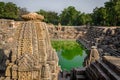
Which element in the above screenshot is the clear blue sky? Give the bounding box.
[0,0,109,13]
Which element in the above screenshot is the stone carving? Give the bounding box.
[21,13,44,21]
[85,46,100,66]
[0,16,59,80]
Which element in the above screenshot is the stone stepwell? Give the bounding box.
[59,56,120,80]
[0,16,120,80]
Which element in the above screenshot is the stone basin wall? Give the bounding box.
[47,24,87,39]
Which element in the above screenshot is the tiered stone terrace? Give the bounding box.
[77,26,120,56]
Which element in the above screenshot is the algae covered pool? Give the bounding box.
[51,40,87,71]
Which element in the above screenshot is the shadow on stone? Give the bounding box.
[0,49,8,77]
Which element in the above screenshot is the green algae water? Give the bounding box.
[51,40,87,71]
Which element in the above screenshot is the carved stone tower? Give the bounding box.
[5,17,60,79]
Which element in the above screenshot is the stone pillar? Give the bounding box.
[57,23,62,31]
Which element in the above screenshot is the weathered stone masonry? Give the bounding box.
[0,19,60,80]
[0,18,120,80]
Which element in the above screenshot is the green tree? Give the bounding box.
[4,2,19,19]
[104,0,120,26]
[0,2,5,18]
[59,6,80,26]
[92,7,107,26]
[91,0,120,26]
[78,13,92,25]
[105,1,116,26]
[114,0,120,25]
[0,2,29,20]
[37,10,59,25]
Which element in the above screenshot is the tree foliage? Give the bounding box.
[0,0,120,26]
[37,6,92,26]
[59,6,92,26]
[0,2,19,19]
[92,0,120,26]
[92,7,107,26]
[37,10,59,25]
[59,6,80,26]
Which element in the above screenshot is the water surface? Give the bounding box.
[51,40,87,71]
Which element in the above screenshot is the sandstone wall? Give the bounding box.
[47,24,87,39]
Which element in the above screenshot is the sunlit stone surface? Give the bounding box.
[7,21,59,80]
[0,13,60,80]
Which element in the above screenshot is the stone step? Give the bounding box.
[103,47,120,56]
[73,68,86,75]
[70,68,87,80]
[97,60,120,80]
[58,74,70,80]
[76,75,86,80]
[85,65,98,80]
[85,70,92,80]
[91,63,111,80]
[102,57,120,76]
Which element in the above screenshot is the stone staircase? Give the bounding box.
[59,56,120,80]
[70,68,88,80]
[58,71,71,80]
[102,47,120,56]
[86,56,120,80]
[59,68,87,80]
[74,68,87,80]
